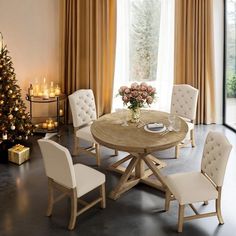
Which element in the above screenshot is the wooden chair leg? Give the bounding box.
[190,129,195,147]
[165,189,171,211]
[100,184,106,208]
[114,149,118,156]
[68,188,78,230]
[175,145,180,159]
[216,187,224,224]
[203,200,209,205]
[178,204,185,233]
[72,134,79,156]
[46,178,54,217]
[95,143,100,166]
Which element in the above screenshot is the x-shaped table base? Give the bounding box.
[109,153,167,200]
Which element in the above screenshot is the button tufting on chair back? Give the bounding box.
[201,131,232,187]
[170,84,199,121]
[69,89,97,128]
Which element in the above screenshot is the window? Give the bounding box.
[113,0,175,111]
[129,0,161,82]
[224,0,236,131]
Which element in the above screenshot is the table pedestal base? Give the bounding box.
[109,154,167,200]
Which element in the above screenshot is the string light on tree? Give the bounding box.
[0,32,33,143]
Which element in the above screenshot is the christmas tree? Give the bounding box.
[0,33,33,145]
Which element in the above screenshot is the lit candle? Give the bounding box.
[43,89,49,99]
[42,123,48,129]
[59,109,64,116]
[49,92,55,98]
[47,123,54,130]
[55,85,61,96]
[38,91,43,97]
[34,124,39,128]
[34,85,39,96]
[54,121,58,127]
[47,118,53,124]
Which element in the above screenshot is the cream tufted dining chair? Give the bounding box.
[170,84,199,158]
[69,89,117,166]
[38,139,106,230]
[164,131,232,232]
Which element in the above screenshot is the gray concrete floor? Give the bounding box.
[0,124,236,236]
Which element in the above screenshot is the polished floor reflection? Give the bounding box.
[0,124,235,236]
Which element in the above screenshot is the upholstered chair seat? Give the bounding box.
[38,139,106,230]
[170,84,199,158]
[69,89,117,166]
[74,164,105,197]
[164,131,232,232]
[165,172,218,205]
[75,125,96,144]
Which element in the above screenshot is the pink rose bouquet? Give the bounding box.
[118,82,156,110]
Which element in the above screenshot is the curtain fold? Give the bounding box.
[62,0,116,117]
[174,0,216,124]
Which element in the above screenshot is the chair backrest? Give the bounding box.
[170,84,199,121]
[38,139,76,189]
[201,131,232,187]
[69,89,97,128]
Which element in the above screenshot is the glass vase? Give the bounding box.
[130,107,141,123]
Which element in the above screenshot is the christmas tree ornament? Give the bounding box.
[8,114,13,120]
[0,33,33,143]
[2,132,7,140]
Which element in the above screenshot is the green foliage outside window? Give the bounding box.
[226,73,236,97]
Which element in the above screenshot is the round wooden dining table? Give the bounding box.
[91,110,188,200]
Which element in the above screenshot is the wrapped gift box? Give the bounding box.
[8,144,30,165]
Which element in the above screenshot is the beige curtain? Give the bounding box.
[62,0,116,117]
[174,0,216,124]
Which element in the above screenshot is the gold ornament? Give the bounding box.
[8,114,13,120]
[8,90,13,94]
[11,125,16,130]
[14,107,18,111]
[0,100,4,105]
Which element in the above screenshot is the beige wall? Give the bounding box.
[0,0,62,117]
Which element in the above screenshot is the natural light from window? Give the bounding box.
[113,0,175,111]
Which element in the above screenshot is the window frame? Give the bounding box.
[223,0,236,132]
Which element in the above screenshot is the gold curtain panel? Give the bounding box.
[62,0,117,117]
[174,0,216,124]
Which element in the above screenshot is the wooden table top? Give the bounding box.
[91,110,188,153]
